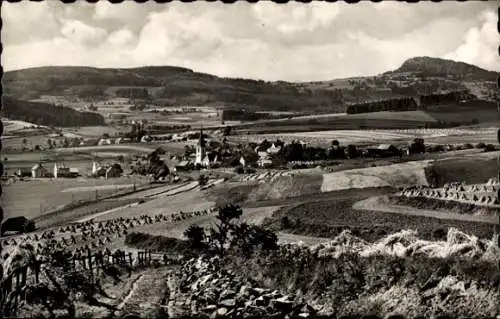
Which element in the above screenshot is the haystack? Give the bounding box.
[2,243,36,279]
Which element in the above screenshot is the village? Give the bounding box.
[1,1,500,318]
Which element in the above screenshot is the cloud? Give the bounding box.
[252,2,339,34]
[2,1,498,81]
[107,28,135,46]
[444,10,500,71]
[60,20,107,46]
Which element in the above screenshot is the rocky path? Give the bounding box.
[113,267,171,317]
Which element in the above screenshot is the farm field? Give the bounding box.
[263,195,497,242]
[230,127,497,147]
[64,126,130,138]
[232,110,439,134]
[126,205,281,241]
[321,160,430,192]
[1,176,151,220]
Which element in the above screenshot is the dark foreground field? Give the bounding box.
[263,196,497,242]
[389,195,500,217]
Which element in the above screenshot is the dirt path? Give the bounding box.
[354,196,498,224]
[113,268,170,317]
[116,274,145,310]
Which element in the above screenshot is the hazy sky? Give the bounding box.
[2,1,498,82]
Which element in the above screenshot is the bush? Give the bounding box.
[184,225,206,249]
[484,144,496,152]
[463,143,474,149]
[244,167,256,174]
[233,165,245,174]
[475,142,486,149]
[198,174,208,186]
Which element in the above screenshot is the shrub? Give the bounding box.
[184,225,206,249]
[484,144,496,152]
[463,143,474,149]
[233,165,245,174]
[475,142,486,149]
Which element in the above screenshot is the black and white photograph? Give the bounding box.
[0,1,499,318]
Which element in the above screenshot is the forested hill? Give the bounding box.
[3,57,498,113]
[1,96,105,127]
[389,56,498,81]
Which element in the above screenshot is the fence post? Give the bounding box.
[21,266,27,287]
[148,250,152,265]
[128,252,133,267]
[88,250,93,284]
[34,259,40,284]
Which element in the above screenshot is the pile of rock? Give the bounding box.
[166,256,318,318]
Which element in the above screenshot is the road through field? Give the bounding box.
[353,196,498,224]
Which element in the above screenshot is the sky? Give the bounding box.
[2,1,499,82]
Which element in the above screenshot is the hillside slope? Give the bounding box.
[3,57,497,114]
[1,96,106,127]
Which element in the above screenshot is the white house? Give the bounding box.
[97,138,112,146]
[31,163,48,178]
[257,152,273,168]
[267,143,281,154]
[239,156,246,167]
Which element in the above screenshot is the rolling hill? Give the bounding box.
[389,56,498,81]
[2,57,498,119]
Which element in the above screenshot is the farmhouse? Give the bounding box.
[140,135,153,143]
[267,143,282,154]
[364,144,402,158]
[31,163,48,178]
[92,161,123,178]
[175,160,193,172]
[54,163,79,178]
[15,168,31,178]
[105,164,123,178]
[97,138,112,146]
[258,152,273,168]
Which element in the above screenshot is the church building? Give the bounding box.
[194,128,210,168]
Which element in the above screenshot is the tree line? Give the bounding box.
[346,97,418,114]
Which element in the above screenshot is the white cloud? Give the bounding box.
[252,2,339,34]
[60,20,107,46]
[444,10,500,71]
[107,28,134,46]
[1,2,498,81]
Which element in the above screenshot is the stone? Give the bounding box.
[220,289,237,300]
[203,305,217,312]
[238,285,251,297]
[219,298,237,308]
[216,307,228,316]
[255,296,268,307]
[251,287,270,295]
[270,296,294,312]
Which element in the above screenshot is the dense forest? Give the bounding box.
[221,109,293,122]
[419,91,477,106]
[1,96,106,127]
[346,97,418,114]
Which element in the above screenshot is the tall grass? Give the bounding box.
[223,228,500,318]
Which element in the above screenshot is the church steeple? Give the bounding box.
[198,128,205,147]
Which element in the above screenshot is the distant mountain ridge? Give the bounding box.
[388,56,498,81]
[2,56,498,114]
